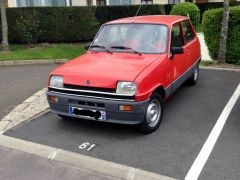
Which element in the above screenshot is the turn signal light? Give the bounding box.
[49,95,58,103]
[119,105,133,111]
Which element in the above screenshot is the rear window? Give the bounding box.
[182,20,195,43]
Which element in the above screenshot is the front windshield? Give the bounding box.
[91,24,168,54]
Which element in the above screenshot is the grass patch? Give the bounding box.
[0,44,85,61]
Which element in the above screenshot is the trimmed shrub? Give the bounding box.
[1,7,99,43]
[202,6,240,64]
[171,2,200,30]
[95,5,165,24]
[0,5,164,43]
[197,1,240,21]
[15,10,42,44]
[171,2,200,15]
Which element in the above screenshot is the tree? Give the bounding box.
[0,0,9,51]
[217,0,229,63]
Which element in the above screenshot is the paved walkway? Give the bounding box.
[197,33,212,61]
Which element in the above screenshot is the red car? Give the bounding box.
[47,15,201,133]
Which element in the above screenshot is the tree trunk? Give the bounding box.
[0,0,9,51]
[217,0,229,64]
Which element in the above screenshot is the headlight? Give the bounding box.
[116,82,137,96]
[50,76,64,88]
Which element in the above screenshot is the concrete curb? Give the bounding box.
[200,66,240,72]
[0,88,49,133]
[0,59,68,66]
[0,135,177,180]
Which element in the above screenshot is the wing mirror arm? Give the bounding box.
[84,44,90,51]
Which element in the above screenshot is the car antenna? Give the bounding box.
[135,3,142,16]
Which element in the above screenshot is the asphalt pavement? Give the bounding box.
[0,64,58,119]
[0,145,116,180]
[5,69,240,180]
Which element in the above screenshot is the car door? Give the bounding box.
[181,19,200,66]
[170,22,189,85]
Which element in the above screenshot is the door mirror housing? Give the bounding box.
[171,47,184,54]
[170,47,184,59]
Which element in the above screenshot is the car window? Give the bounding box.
[93,24,168,54]
[171,23,184,48]
[182,20,195,43]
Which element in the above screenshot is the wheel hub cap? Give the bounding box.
[146,100,161,127]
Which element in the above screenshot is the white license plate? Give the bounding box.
[69,106,106,120]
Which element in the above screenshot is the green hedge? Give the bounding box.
[1,7,99,43]
[0,5,164,43]
[95,4,165,24]
[202,6,240,64]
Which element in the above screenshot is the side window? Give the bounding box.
[182,20,195,43]
[171,23,184,48]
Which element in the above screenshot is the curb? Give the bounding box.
[0,88,49,133]
[0,135,176,180]
[0,59,68,66]
[200,66,240,72]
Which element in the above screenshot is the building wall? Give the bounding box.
[71,0,87,6]
[8,0,16,7]
[6,0,240,7]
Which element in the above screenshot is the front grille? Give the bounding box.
[49,86,135,101]
[64,84,115,93]
[69,99,105,108]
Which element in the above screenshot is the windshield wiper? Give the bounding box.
[90,44,112,53]
[110,46,142,56]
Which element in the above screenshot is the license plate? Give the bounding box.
[69,106,106,120]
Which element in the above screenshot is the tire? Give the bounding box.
[138,93,164,134]
[57,114,69,119]
[187,65,199,85]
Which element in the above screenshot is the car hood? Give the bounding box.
[51,52,161,89]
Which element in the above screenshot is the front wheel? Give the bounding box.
[138,93,164,134]
[187,65,199,85]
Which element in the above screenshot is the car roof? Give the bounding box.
[105,15,189,26]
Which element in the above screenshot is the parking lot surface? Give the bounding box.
[5,69,240,180]
[0,64,58,119]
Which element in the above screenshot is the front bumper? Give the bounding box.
[46,91,149,125]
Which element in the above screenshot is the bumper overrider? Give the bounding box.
[46,87,149,125]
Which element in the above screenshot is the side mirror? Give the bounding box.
[170,47,184,59]
[84,44,90,51]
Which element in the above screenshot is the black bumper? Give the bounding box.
[46,91,149,125]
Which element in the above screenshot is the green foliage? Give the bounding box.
[202,6,240,64]
[2,7,99,44]
[15,10,42,44]
[0,5,165,44]
[171,2,200,29]
[95,5,165,24]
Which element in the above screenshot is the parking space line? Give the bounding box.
[185,83,240,180]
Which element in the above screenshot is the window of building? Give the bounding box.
[109,0,132,5]
[171,23,184,48]
[141,0,153,4]
[168,0,180,4]
[16,0,70,7]
[97,0,106,6]
[182,20,195,43]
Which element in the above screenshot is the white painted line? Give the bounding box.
[185,83,240,180]
[48,149,60,160]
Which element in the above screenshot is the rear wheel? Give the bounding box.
[187,65,199,85]
[138,93,164,134]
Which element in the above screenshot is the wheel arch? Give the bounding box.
[152,85,166,100]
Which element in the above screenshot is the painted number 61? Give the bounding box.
[79,142,96,151]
